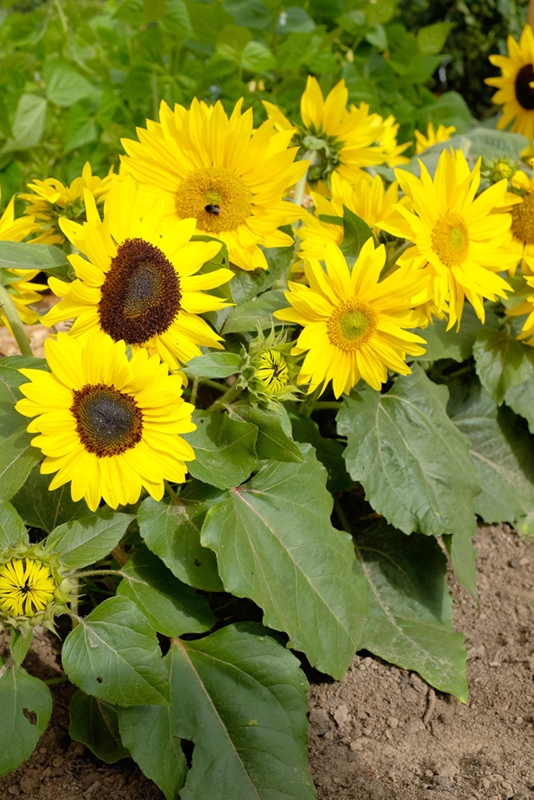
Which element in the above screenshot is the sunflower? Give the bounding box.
[297,170,407,261]
[120,99,305,272]
[374,114,411,166]
[497,165,534,274]
[381,149,516,329]
[20,162,113,245]
[274,239,429,397]
[0,557,56,617]
[263,77,388,183]
[414,122,456,154]
[486,25,534,141]
[0,194,45,331]
[15,333,196,512]
[507,273,534,343]
[41,175,232,370]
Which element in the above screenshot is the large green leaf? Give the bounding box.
[355,526,468,700]
[289,411,352,492]
[413,304,483,363]
[449,380,534,523]
[0,663,52,776]
[0,241,68,272]
[117,547,215,636]
[505,372,534,433]
[44,63,99,108]
[62,596,169,707]
[202,445,366,679]
[11,465,88,534]
[138,492,223,591]
[1,94,47,153]
[69,690,128,764]
[184,410,257,489]
[0,428,41,503]
[473,326,534,405]
[120,623,315,800]
[338,366,480,538]
[184,351,241,379]
[47,509,134,569]
[222,289,286,333]
[228,402,304,463]
[0,500,28,548]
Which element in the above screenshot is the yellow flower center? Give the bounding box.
[175,166,253,234]
[71,383,143,457]
[430,212,470,267]
[327,300,377,351]
[256,350,290,395]
[511,191,534,244]
[0,558,56,617]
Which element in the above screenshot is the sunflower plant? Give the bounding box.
[1,22,534,799]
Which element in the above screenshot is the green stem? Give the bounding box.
[292,150,313,208]
[313,401,342,411]
[385,241,411,272]
[208,382,243,411]
[44,676,69,686]
[299,386,321,418]
[0,285,32,356]
[333,497,352,535]
[75,569,124,579]
[164,479,178,500]
[189,376,200,406]
[200,378,228,393]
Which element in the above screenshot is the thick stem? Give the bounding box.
[0,285,32,356]
[200,378,228,394]
[312,401,342,411]
[208,382,243,411]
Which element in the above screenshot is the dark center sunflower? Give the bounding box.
[511,191,534,244]
[71,383,143,457]
[98,238,181,345]
[515,64,534,110]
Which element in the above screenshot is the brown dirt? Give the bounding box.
[0,525,531,799]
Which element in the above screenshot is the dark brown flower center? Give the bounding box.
[71,384,143,457]
[515,64,534,110]
[98,238,181,345]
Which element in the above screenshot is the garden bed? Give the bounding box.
[0,523,531,800]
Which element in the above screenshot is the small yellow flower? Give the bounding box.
[256,349,290,396]
[20,162,113,245]
[414,122,456,154]
[0,557,56,617]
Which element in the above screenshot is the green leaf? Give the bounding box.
[11,465,88,534]
[47,509,134,569]
[231,231,295,303]
[44,63,99,108]
[0,663,52,776]
[277,6,315,33]
[216,24,251,63]
[340,206,373,267]
[9,629,33,667]
[0,355,47,439]
[118,690,188,800]
[69,691,128,764]
[184,351,241,379]
[417,22,452,54]
[160,0,192,35]
[64,104,98,154]
[449,380,534,524]
[443,528,477,599]
[241,41,276,72]
[505,372,534,433]
[354,526,468,700]
[62,596,169,707]
[1,94,47,154]
[414,304,483,362]
[117,547,215,636]
[184,410,257,489]
[228,402,304,463]
[0,241,69,272]
[223,0,271,30]
[138,493,223,591]
[121,623,314,800]
[473,326,534,405]
[187,0,233,43]
[338,366,480,538]
[202,445,367,679]
[0,500,28,548]
[290,411,352,492]
[0,428,41,503]
[222,289,287,333]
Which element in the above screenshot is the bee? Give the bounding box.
[204,203,221,215]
